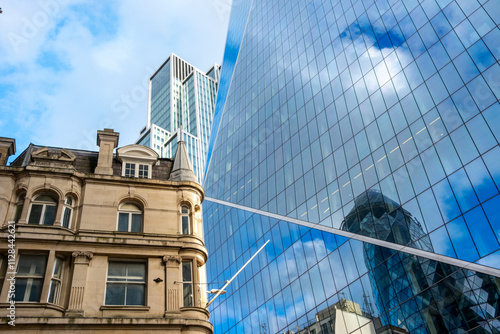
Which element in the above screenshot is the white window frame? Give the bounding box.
[117,145,158,180]
[116,203,143,233]
[61,196,74,228]
[182,260,194,307]
[48,256,63,304]
[105,260,147,306]
[123,162,150,179]
[180,205,191,235]
[28,194,58,226]
[15,254,47,302]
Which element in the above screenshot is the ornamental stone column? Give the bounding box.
[163,255,181,316]
[66,251,93,317]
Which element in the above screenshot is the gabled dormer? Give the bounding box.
[116,145,158,179]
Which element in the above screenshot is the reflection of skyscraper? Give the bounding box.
[203,0,500,332]
[342,190,500,333]
[137,54,220,182]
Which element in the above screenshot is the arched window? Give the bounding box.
[117,203,143,232]
[28,194,57,225]
[181,205,190,235]
[12,192,26,223]
[61,196,74,228]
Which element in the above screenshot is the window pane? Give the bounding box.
[43,205,56,225]
[118,213,129,232]
[14,278,28,302]
[53,258,63,278]
[108,262,127,278]
[17,255,47,276]
[182,262,192,281]
[27,279,43,302]
[48,280,61,303]
[182,216,190,234]
[127,263,146,280]
[126,284,145,305]
[28,204,43,224]
[183,283,193,307]
[463,207,500,257]
[131,214,142,232]
[138,164,149,178]
[125,163,136,177]
[106,284,125,305]
[15,278,43,302]
[62,207,71,228]
[14,201,24,223]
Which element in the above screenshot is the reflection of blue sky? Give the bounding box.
[204,0,500,267]
[204,0,253,179]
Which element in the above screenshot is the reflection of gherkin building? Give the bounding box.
[342,189,500,333]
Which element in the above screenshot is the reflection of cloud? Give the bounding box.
[476,250,500,270]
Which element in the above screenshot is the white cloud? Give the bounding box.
[0,0,230,161]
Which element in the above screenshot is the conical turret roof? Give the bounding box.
[169,131,197,183]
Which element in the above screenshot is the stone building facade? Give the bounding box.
[0,129,212,333]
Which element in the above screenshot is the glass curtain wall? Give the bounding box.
[203,0,500,333]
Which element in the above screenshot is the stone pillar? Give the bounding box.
[95,129,119,176]
[66,251,93,317]
[40,250,56,302]
[17,195,30,224]
[52,198,64,227]
[163,255,181,315]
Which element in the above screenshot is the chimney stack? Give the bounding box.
[0,137,16,166]
[95,129,119,175]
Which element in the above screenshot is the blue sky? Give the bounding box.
[0,0,231,162]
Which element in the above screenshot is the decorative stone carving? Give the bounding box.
[72,251,94,264]
[31,147,76,168]
[68,286,85,311]
[166,288,180,312]
[162,255,182,265]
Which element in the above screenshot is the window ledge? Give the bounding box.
[0,302,65,312]
[100,305,150,311]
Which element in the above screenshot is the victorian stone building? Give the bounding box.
[0,129,212,333]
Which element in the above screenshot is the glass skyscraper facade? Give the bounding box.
[137,53,220,182]
[202,0,500,333]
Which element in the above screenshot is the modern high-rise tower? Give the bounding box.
[203,0,500,333]
[137,53,220,182]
